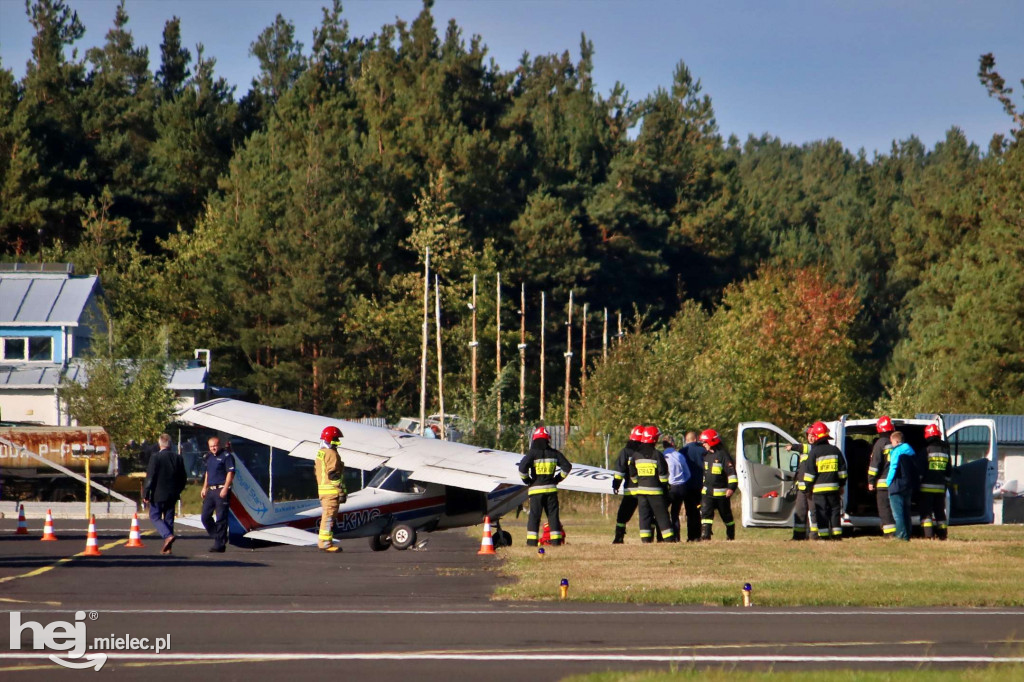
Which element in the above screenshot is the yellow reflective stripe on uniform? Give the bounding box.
[712,488,730,497]
[635,459,658,477]
[813,483,840,492]
[728,475,738,485]
[803,473,815,483]
[635,487,665,495]
[876,480,889,488]
[711,463,723,474]
[816,456,839,473]
[867,466,878,477]
[534,459,558,475]
[921,485,946,493]
[613,473,624,480]
[528,486,558,495]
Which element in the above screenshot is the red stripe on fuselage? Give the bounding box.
[230,494,448,532]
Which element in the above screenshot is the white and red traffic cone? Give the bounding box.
[477,516,496,555]
[82,515,102,556]
[40,509,58,541]
[125,513,144,548]
[15,504,29,535]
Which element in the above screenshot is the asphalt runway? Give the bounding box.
[2,518,1024,680]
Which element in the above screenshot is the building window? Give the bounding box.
[1,336,53,362]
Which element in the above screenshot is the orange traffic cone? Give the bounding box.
[16,504,29,535]
[82,515,102,556]
[125,513,144,548]
[477,516,496,555]
[40,509,57,541]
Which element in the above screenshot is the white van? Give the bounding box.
[735,416,998,529]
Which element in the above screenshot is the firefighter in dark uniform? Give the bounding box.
[920,423,951,540]
[699,429,738,541]
[630,425,677,543]
[803,421,847,540]
[867,415,897,537]
[519,426,572,546]
[611,425,644,544]
[786,425,820,540]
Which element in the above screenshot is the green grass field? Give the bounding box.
[490,496,1024,606]
[562,668,1024,682]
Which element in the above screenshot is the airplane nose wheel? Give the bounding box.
[390,524,417,550]
[369,533,392,552]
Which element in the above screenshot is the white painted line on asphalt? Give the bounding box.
[2,653,1024,664]
[4,608,1024,616]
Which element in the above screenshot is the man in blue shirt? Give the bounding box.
[663,435,690,540]
[201,436,235,552]
[885,431,919,542]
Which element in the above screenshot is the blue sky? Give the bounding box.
[2,0,1022,155]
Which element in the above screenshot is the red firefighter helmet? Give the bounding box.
[807,421,831,442]
[876,416,894,433]
[640,425,660,444]
[699,429,721,447]
[532,426,550,441]
[320,425,343,445]
[924,424,941,440]
[629,425,644,441]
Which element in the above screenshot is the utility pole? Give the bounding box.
[581,302,588,400]
[603,307,608,362]
[539,292,546,422]
[496,273,502,439]
[617,310,623,346]
[434,276,445,439]
[519,283,527,452]
[470,274,478,430]
[419,249,430,436]
[563,291,573,439]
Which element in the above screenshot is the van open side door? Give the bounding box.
[947,418,998,525]
[735,422,800,527]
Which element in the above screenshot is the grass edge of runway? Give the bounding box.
[563,665,1024,682]
[490,505,1024,606]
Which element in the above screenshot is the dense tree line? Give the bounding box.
[2,1,1022,452]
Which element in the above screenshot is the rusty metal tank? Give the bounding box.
[0,426,116,477]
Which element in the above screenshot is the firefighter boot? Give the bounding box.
[701,524,712,541]
[612,526,626,544]
[922,521,935,540]
[726,523,735,541]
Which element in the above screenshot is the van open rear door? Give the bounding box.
[947,418,998,525]
[736,422,800,527]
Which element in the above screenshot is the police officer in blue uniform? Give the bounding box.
[201,436,235,552]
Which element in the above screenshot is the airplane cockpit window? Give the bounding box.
[368,467,426,494]
[367,466,394,488]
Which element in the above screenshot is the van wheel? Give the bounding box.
[369,533,391,551]
[390,524,416,550]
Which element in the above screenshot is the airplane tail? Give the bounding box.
[225,454,318,530]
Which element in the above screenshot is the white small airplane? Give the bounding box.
[175,399,615,550]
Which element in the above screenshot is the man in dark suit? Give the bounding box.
[144,432,187,554]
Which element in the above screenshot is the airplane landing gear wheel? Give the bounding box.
[500,530,512,547]
[369,533,392,551]
[390,524,417,550]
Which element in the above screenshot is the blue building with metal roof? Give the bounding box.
[1,264,208,425]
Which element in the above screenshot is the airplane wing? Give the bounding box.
[177,399,616,493]
[243,526,319,546]
[175,514,205,530]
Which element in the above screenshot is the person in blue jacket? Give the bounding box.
[886,431,920,541]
